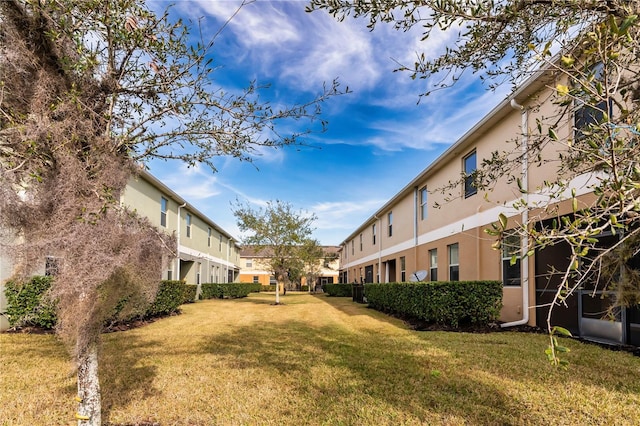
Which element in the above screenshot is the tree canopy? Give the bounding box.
[233,200,317,304]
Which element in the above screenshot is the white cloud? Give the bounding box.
[154,162,221,200]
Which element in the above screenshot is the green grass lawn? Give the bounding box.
[1,292,639,425]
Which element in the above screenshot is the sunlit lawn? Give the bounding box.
[1,292,639,425]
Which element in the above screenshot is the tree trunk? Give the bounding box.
[77,342,101,426]
[275,280,280,304]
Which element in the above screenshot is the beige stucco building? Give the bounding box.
[339,68,640,346]
[0,169,240,331]
[239,246,339,290]
[122,170,241,285]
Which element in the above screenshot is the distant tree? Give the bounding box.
[233,200,317,304]
[298,239,325,292]
[0,0,342,424]
[308,0,640,365]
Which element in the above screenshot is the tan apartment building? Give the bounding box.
[0,169,241,331]
[239,246,340,290]
[121,169,241,285]
[339,68,640,346]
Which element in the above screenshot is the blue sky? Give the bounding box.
[147,0,512,246]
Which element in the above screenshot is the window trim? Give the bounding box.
[502,231,522,287]
[372,223,376,245]
[388,211,393,237]
[429,249,437,281]
[420,186,428,220]
[448,243,459,281]
[186,213,192,238]
[160,197,168,227]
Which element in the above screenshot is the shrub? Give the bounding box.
[300,285,309,292]
[4,278,192,327]
[200,283,223,299]
[364,281,503,327]
[3,276,57,329]
[199,283,253,299]
[261,285,276,292]
[146,280,188,317]
[324,283,353,297]
[182,284,197,304]
[248,283,262,293]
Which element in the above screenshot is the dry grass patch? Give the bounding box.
[1,292,639,425]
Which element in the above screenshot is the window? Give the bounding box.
[429,249,437,281]
[359,233,363,251]
[253,275,259,283]
[502,232,522,286]
[574,63,612,142]
[207,227,212,247]
[167,270,172,280]
[246,259,253,268]
[186,213,192,238]
[372,223,376,245]
[420,186,428,220]
[463,151,477,198]
[448,243,459,281]
[388,211,393,237]
[160,197,168,227]
[219,232,223,251]
[400,256,406,282]
[351,240,354,255]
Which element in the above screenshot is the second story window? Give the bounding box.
[160,197,168,227]
[246,259,253,268]
[463,151,477,198]
[207,227,212,247]
[388,211,393,237]
[372,223,376,245]
[359,233,363,251]
[351,240,354,255]
[219,232,223,251]
[186,213,192,238]
[420,186,428,220]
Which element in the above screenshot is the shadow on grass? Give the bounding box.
[196,319,518,424]
[99,334,160,421]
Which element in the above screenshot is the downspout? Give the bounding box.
[225,237,231,283]
[375,214,381,283]
[502,99,530,328]
[176,202,186,281]
[413,187,419,274]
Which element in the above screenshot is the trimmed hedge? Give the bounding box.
[146,281,188,317]
[324,283,353,297]
[200,283,253,299]
[365,281,503,327]
[4,278,194,329]
[261,285,277,292]
[3,276,57,328]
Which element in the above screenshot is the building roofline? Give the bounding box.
[136,168,241,248]
[339,65,557,246]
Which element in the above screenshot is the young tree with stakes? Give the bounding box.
[0,1,343,424]
[233,200,317,304]
[308,0,640,365]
